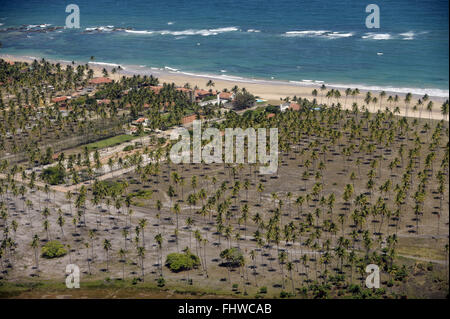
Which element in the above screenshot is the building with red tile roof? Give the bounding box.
[218,92,235,100]
[194,89,216,101]
[176,87,191,93]
[289,102,300,111]
[149,86,163,94]
[182,114,205,125]
[52,96,69,103]
[89,77,112,85]
[97,99,111,105]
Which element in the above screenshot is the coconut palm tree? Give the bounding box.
[137,246,146,281]
[103,239,112,271]
[31,234,40,273]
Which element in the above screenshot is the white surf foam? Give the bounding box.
[164,66,179,72]
[85,26,115,32]
[88,61,121,68]
[124,27,238,37]
[284,30,353,39]
[124,30,154,34]
[284,30,330,37]
[399,31,415,40]
[362,33,392,40]
[326,32,354,39]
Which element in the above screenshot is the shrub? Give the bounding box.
[232,91,255,110]
[259,286,267,294]
[280,291,290,298]
[41,166,66,185]
[41,241,67,258]
[123,145,134,152]
[265,105,280,114]
[157,276,165,287]
[92,180,126,197]
[165,249,200,272]
[220,247,245,267]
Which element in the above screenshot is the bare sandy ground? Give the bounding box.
[1,54,448,121]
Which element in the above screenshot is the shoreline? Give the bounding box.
[1,53,448,121]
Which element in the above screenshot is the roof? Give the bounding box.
[289,102,300,111]
[194,89,214,98]
[182,114,205,124]
[134,117,147,123]
[219,92,234,100]
[182,114,197,124]
[89,77,112,84]
[52,96,69,103]
[150,86,162,94]
[266,113,275,118]
[176,87,192,93]
[97,99,111,105]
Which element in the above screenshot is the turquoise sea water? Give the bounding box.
[0,0,448,96]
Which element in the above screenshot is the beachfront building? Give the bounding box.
[89,77,113,85]
[198,91,235,107]
[182,114,205,126]
[132,117,149,127]
[51,96,70,104]
[194,89,216,102]
[176,87,195,102]
[279,101,300,112]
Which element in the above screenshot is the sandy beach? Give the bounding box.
[1,54,448,121]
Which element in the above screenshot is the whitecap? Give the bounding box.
[284,30,330,37]
[123,26,238,37]
[88,61,121,68]
[361,33,392,40]
[164,66,179,72]
[85,25,114,32]
[326,32,354,39]
[400,31,415,40]
[284,30,353,39]
[124,30,154,34]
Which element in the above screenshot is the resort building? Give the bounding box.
[194,89,216,102]
[89,77,113,85]
[131,117,149,127]
[279,101,301,112]
[97,99,111,105]
[181,114,205,126]
[51,96,70,103]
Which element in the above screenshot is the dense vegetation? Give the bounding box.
[165,249,201,272]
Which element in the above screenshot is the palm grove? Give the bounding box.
[0,58,449,298]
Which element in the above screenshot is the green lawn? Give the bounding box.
[85,134,138,151]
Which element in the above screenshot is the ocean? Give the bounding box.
[0,0,448,97]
